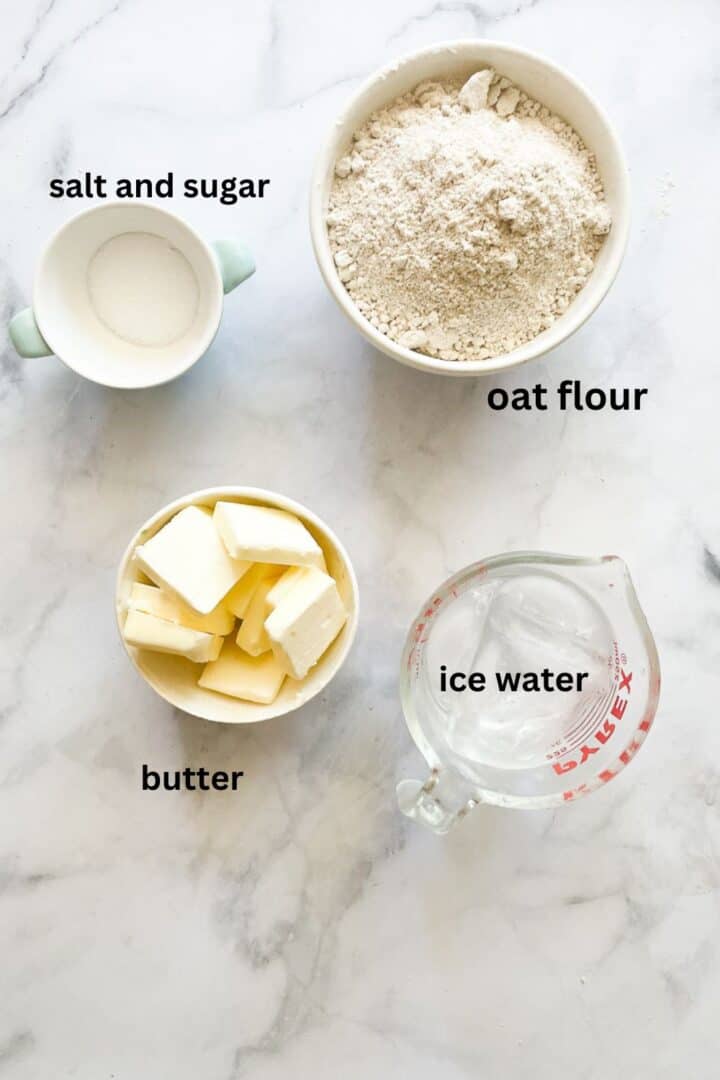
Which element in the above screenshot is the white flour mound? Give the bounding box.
[327,70,612,362]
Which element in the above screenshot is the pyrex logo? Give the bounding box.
[552,668,633,778]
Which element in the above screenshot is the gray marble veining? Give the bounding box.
[0,0,718,1077]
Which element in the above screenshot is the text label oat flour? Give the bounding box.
[486,380,648,412]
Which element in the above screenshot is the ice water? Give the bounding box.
[423,571,614,770]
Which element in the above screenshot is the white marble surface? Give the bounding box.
[1,0,718,1076]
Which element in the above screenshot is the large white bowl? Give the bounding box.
[115,487,359,724]
[310,40,630,377]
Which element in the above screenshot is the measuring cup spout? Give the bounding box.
[397,768,479,835]
[564,553,632,592]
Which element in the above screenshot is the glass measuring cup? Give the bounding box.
[398,553,661,834]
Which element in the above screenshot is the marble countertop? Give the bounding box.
[1,0,718,1077]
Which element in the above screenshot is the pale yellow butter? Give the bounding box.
[266,566,306,609]
[235,574,280,656]
[135,505,250,614]
[123,609,222,663]
[129,582,235,635]
[266,567,347,679]
[199,639,287,704]
[213,501,325,569]
[224,563,279,619]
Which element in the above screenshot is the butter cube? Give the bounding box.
[135,505,250,614]
[265,567,347,679]
[213,502,325,569]
[266,566,307,609]
[235,575,280,656]
[199,639,287,704]
[129,582,235,635]
[224,563,279,619]
[123,609,222,663]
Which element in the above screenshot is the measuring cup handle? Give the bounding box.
[397,769,480,835]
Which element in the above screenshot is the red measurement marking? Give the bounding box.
[619,738,641,765]
[562,783,589,802]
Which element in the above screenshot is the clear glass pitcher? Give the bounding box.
[397,553,661,834]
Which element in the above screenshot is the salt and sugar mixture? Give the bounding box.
[328,69,612,362]
[87,232,200,348]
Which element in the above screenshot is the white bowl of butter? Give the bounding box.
[115,487,359,724]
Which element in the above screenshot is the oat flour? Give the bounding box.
[327,69,612,361]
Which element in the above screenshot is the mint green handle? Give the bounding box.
[9,308,52,358]
[212,241,255,294]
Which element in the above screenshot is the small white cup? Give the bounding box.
[9,202,255,388]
